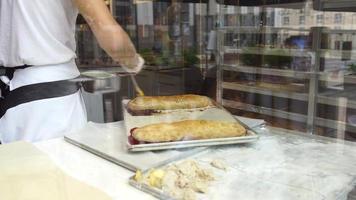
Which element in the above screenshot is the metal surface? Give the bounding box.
[123,99,260,152]
[306,27,322,134]
[64,122,206,171]
[129,179,172,200]
[128,126,356,200]
[216,8,224,105]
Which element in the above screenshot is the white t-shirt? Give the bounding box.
[0,0,78,67]
[0,0,87,143]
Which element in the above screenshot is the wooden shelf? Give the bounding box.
[222,81,356,109]
[313,0,356,12]
[223,47,356,60]
[223,99,308,122]
[223,99,356,132]
[222,81,308,101]
[224,64,356,85]
[223,65,312,79]
[219,26,310,33]
[217,0,305,9]
[223,47,312,57]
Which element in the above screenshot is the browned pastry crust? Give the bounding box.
[132,120,246,143]
[127,94,213,115]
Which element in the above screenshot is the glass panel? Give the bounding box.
[76,0,211,75]
[74,0,356,141]
[217,0,356,141]
[75,0,212,122]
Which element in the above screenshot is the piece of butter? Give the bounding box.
[134,170,143,182]
[148,169,166,188]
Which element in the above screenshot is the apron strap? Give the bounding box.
[0,65,32,98]
[4,65,32,79]
[0,79,81,118]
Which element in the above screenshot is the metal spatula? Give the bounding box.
[126,54,145,96]
[130,74,144,96]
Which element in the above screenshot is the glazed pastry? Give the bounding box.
[127,94,213,115]
[132,120,246,142]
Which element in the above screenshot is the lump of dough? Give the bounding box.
[210,159,228,171]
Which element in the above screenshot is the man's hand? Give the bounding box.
[73,0,144,73]
[119,54,145,74]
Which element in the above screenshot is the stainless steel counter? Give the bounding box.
[188,126,356,200]
[35,121,356,200]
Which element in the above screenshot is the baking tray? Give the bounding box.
[122,99,259,152]
[128,129,356,200]
[128,151,209,200]
[64,122,206,171]
[128,149,232,200]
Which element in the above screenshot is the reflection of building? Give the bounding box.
[274,2,356,51]
[220,2,356,55]
[218,2,356,141]
[275,2,356,29]
[134,2,197,54]
[111,0,136,38]
[76,0,214,67]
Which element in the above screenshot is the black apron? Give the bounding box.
[0,65,81,119]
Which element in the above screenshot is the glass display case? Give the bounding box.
[74,0,356,141]
[2,1,356,200]
[216,0,356,141]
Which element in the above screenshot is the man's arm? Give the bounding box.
[73,0,143,72]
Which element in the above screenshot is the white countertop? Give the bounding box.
[34,138,155,200]
[34,125,356,200]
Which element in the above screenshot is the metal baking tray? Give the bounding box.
[128,150,210,200]
[129,174,172,200]
[64,122,206,171]
[122,98,259,152]
[128,149,236,200]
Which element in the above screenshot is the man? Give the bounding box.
[0,0,143,143]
